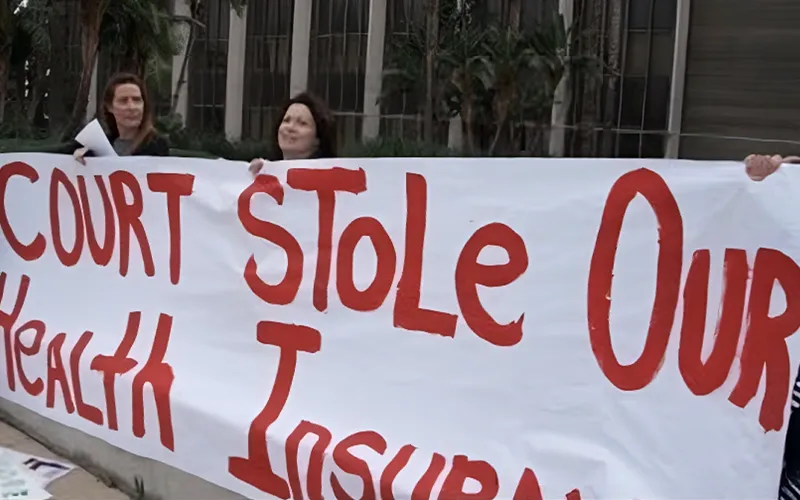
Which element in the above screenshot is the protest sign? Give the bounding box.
[0,153,797,499]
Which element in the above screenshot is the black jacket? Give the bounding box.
[56,131,170,157]
[780,369,800,499]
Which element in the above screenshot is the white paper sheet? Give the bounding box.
[0,449,51,500]
[74,119,117,157]
[0,449,74,488]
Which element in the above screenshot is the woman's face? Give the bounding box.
[278,103,318,160]
[109,83,144,131]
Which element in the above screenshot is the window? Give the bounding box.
[612,0,677,157]
[242,0,294,139]
[188,0,230,133]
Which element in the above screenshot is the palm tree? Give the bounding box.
[439,15,491,153]
[482,25,533,154]
[381,15,445,141]
[382,0,478,144]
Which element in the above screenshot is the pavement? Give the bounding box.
[0,419,128,500]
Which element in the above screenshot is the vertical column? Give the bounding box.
[361,0,387,140]
[665,0,691,159]
[171,0,191,122]
[289,0,314,96]
[85,58,99,121]
[548,0,573,157]
[225,5,248,141]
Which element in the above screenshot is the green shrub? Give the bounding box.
[0,130,489,161]
[0,121,51,141]
[224,139,272,162]
[0,138,68,153]
[155,113,188,144]
[344,136,458,157]
[155,115,270,161]
[169,148,216,159]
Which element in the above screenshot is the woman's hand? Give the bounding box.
[744,154,782,181]
[249,158,265,176]
[73,147,89,166]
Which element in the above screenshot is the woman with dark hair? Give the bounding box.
[62,72,169,164]
[249,91,337,175]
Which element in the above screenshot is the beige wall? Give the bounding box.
[679,0,800,160]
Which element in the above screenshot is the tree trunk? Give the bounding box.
[62,1,107,141]
[0,46,11,124]
[488,113,504,155]
[27,85,44,123]
[508,0,521,30]
[0,0,11,124]
[462,97,475,154]
[48,0,72,133]
[171,0,202,116]
[62,37,99,139]
[423,0,440,143]
[27,46,50,124]
[170,24,194,115]
[13,59,27,119]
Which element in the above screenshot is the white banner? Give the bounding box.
[0,153,798,499]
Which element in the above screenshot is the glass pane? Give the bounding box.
[629,0,653,30]
[650,32,675,77]
[620,77,645,127]
[331,0,346,33]
[643,76,671,130]
[652,0,677,30]
[242,0,293,139]
[625,32,673,77]
[309,0,367,116]
[617,133,642,158]
[346,0,368,33]
[641,133,666,158]
[341,71,363,111]
[625,32,650,76]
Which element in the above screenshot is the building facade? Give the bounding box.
[82,0,800,160]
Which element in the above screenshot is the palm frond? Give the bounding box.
[101,0,181,75]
